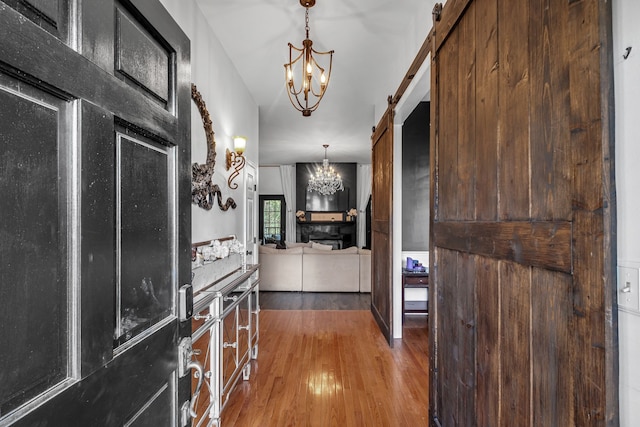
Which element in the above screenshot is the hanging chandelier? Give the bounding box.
[308,145,344,195]
[284,0,334,117]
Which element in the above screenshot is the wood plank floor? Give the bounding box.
[221,309,429,426]
[259,291,371,310]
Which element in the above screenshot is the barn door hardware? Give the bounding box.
[433,3,443,21]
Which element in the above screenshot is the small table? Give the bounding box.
[402,269,429,323]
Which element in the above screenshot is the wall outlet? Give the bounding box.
[618,266,640,312]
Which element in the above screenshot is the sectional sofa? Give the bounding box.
[258,242,371,293]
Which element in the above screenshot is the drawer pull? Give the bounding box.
[223,342,237,349]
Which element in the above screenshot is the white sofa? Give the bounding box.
[258,243,371,292]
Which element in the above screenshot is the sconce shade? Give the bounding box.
[233,136,246,155]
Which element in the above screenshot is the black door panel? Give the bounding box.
[0,0,191,424]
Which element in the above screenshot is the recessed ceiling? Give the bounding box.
[194,0,435,165]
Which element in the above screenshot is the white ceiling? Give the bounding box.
[193,0,435,165]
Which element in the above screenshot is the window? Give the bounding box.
[259,195,285,243]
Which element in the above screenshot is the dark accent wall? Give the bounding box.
[402,102,430,251]
[296,162,357,213]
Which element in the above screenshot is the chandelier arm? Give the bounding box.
[288,44,305,54]
[285,88,307,113]
[309,82,326,97]
[285,48,306,98]
[305,87,327,108]
[310,47,335,56]
[306,51,333,98]
[286,83,315,113]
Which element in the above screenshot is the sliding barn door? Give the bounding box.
[371,109,394,346]
[430,0,617,425]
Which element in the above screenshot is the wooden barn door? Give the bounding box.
[371,109,394,346]
[429,1,617,426]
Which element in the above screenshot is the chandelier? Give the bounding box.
[308,145,344,195]
[284,0,334,117]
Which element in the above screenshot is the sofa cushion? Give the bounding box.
[302,251,360,292]
[337,246,359,254]
[311,242,333,251]
[259,250,303,291]
[285,241,312,248]
[303,246,359,255]
[259,245,303,254]
[359,250,371,292]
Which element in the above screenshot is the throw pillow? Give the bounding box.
[275,241,287,249]
[311,242,333,251]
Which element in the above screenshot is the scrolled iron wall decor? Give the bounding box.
[191,83,237,211]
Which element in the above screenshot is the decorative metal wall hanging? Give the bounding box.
[191,83,237,211]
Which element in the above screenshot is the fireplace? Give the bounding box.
[297,213,356,249]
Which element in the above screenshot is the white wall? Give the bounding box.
[613,0,640,424]
[159,0,259,244]
[258,166,284,195]
[373,2,435,126]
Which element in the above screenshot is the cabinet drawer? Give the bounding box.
[404,275,429,286]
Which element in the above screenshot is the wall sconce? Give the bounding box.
[226,136,246,189]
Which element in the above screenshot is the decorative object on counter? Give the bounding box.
[346,207,357,221]
[192,236,244,268]
[225,136,246,190]
[296,210,306,221]
[190,83,237,211]
[284,0,334,117]
[307,145,344,195]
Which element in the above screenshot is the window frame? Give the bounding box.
[259,195,286,243]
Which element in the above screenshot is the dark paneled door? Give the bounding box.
[371,109,394,346]
[0,0,192,425]
[429,0,617,425]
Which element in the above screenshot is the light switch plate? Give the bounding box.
[618,266,639,312]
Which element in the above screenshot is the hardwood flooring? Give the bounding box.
[259,291,371,310]
[221,309,429,426]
